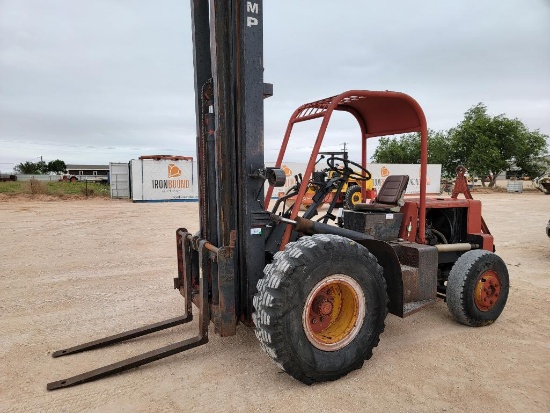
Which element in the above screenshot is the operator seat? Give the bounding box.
[353,175,409,212]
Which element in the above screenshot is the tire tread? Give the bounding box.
[253,234,387,384]
[447,249,509,327]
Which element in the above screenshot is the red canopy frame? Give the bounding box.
[265,90,429,246]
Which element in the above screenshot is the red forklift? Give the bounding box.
[47,0,509,389]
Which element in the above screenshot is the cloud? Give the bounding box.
[1,0,549,169]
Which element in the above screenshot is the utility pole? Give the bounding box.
[341,142,348,159]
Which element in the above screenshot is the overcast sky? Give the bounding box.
[1,0,549,171]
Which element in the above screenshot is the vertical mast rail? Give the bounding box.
[235,0,267,323]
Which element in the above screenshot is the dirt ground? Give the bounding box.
[1,192,549,413]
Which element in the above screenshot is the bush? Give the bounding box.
[80,187,95,197]
[0,180,110,198]
[24,179,50,194]
[0,182,23,193]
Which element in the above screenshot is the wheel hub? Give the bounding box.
[474,270,501,312]
[302,274,365,351]
[314,296,334,316]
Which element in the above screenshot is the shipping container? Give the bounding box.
[130,157,198,202]
[109,163,131,199]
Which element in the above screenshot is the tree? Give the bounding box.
[507,129,548,179]
[427,130,456,178]
[371,104,549,186]
[47,159,67,174]
[14,159,66,175]
[371,130,455,177]
[36,160,48,174]
[449,103,548,187]
[372,133,420,164]
[14,161,42,174]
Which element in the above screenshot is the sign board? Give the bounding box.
[131,159,198,201]
[371,164,442,195]
[266,162,442,196]
[126,159,440,201]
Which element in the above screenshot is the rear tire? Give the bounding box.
[253,234,387,384]
[344,185,362,209]
[446,250,509,327]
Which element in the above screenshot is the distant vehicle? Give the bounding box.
[534,173,550,195]
[0,174,17,182]
[59,174,108,184]
[279,151,375,211]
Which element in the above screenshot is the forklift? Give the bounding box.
[47,0,509,389]
[278,149,377,213]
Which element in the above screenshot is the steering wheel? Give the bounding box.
[326,156,372,181]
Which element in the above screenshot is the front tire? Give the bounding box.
[344,185,362,209]
[253,234,387,384]
[446,250,509,327]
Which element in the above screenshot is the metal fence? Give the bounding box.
[16,174,63,182]
[15,174,107,182]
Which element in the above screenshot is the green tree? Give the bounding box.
[372,133,420,164]
[449,103,548,187]
[36,160,48,174]
[507,128,548,179]
[14,159,65,175]
[371,104,549,186]
[14,161,42,174]
[372,130,455,177]
[424,130,455,177]
[47,159,67,174]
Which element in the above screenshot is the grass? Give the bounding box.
[0,180,110,197]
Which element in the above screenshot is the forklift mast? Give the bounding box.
[46,1,274,390]
[191,0,271,323]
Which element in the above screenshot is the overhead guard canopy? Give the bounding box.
[271,90,429,246]
[291,90,427,138]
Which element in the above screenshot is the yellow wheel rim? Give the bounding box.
[302,274,365,351]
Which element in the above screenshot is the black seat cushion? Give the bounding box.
[375,175,409,205]
[353,175,409,211]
